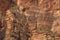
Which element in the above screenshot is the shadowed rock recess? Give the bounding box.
[0,0,60,40]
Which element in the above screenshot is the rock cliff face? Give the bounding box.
[0,0,60,40]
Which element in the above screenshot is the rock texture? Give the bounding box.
[0,0,60,40]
